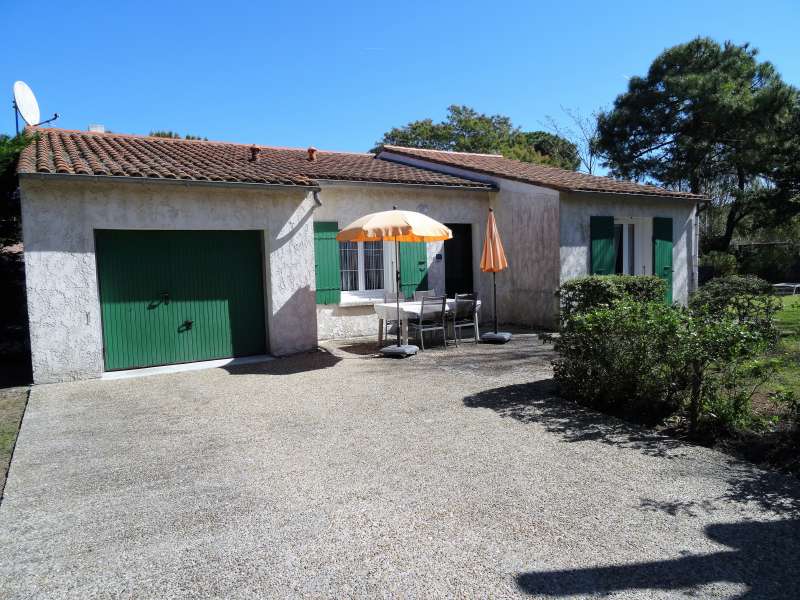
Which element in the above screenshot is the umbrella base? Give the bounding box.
[380,344,419,358]
[481,332,512,344]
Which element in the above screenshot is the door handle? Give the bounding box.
[161,291,170,305]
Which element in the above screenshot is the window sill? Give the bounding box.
[338,299,380,308]
[338,291,386,308]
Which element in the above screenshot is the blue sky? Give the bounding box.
[3,0,799,152]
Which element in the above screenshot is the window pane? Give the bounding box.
[627,224,636,275]
[614,224,624,274]
[364,241,384,290]
[339,242,358,291]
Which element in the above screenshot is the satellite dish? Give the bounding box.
[12,81,58,133]
[13,81,40,126]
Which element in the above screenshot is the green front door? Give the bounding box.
[652,217,674,304]
[399,242,429,298]
[95,230,267,371]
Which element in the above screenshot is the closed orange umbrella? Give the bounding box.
[480,208,509,272]
[480,208,511,342]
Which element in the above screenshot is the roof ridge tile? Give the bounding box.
[18,128,490,189]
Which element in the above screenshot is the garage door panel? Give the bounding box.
[96,231,177,369]
[95,230,266,371]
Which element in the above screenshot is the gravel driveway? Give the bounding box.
[1,332,799,599]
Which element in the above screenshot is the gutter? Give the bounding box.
[314,178,496,192]
[19,172,322,193]
[568,189,706,202]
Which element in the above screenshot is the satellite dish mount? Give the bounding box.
[12,81,58,134]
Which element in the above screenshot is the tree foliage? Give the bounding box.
[374,105,580,170]
[543,106,605,174]
[596,37,800,250]
[149,130,208,141]
[0,132,34,247]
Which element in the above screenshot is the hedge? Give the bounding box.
[558,275,667,322]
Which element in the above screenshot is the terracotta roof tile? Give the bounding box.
[381,145,703,200]
[18,129,492,189]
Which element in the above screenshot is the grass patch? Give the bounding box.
[0,387,29,499]
[718,295,800,474]
[770,295,800,398]
[777,295,800,338]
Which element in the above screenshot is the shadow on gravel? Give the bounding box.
[334,342,381,357]
[516,519,800,599]
[721,464,800,516]
[462,380,686,459]
[463,381,800,517]
[223,348,341,376]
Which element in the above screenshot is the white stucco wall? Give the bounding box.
[20,176,318,383]
[491,180,561,329]
[312,183,493,339]
[377,153,562,329]
[377,151,701,326]
[559,192,698,305]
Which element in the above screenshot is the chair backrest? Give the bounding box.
[413,289,436,301]
[454,293,477,320]
[419,295,447,323]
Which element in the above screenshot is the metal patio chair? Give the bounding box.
[408,295,447,350]
[451,293,479,345]
[413,289,436,301]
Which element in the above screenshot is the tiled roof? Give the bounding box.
[17,129,492,189]
[381,145,703,200]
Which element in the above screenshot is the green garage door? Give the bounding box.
[95,230,267,371]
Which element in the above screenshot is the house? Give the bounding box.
[17,128,702,383]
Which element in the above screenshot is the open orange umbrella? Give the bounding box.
[337,207,452,356]
[480,208,512,343]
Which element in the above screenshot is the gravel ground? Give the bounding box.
[1,332,799,599]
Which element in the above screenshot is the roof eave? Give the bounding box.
[567,189,706,202]
[18,172,321,192]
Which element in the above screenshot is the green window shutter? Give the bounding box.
[653,217,674,304]
[590,216,615,275]
[399,241,429,298]
[313,222,341,304]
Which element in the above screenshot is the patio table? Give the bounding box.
[374,299,481,346]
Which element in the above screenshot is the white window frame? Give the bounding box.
[339,241,388,306]
[614,217,652,276]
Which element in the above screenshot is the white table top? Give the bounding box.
[374,298,481,320]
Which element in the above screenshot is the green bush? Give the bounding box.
[554,289,778,433]
[679,312,776,435]
[703,357,780,434]
[558,275,667,322]
[690,275,780,346]
[699,251,738,278]
[554,302,689,425]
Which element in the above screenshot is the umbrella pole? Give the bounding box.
[395,236,402,347]
[493,271,498,334]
